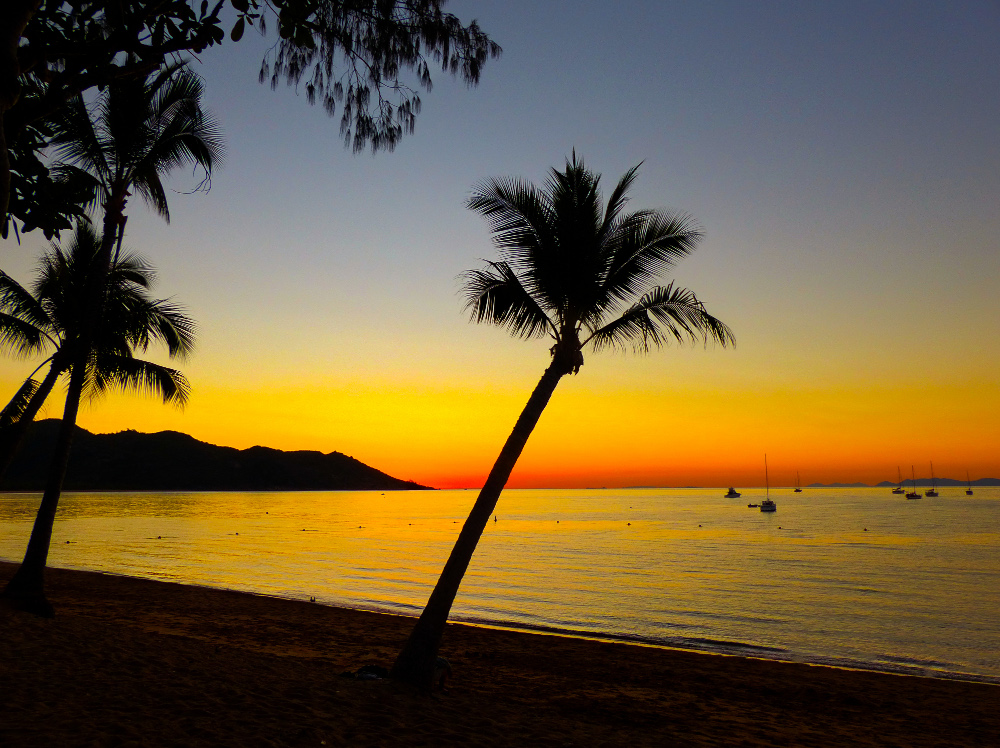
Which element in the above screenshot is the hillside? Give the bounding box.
[1,420,432,492]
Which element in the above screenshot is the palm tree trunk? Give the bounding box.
[0,363,64,483]
[390,357,570,688]
[1,359,86,617]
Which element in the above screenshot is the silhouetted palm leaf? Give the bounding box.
[462,262,553,339]
[89,354,190,406]
[586,283,735,353]
[0,378,42,427]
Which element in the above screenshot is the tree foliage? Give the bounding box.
[1,0,500,238]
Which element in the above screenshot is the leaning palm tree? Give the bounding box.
[391,154,735,687]
[1,222,194,616]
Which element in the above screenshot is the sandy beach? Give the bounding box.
[2,561,998,747]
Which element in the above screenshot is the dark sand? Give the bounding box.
[2,561,998,747]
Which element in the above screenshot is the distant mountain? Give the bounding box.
[1,420,432,492]
[810,478,1000,488]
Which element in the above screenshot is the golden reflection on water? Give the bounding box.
[1,487,999,677]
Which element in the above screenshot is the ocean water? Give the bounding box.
[2,487,998,681]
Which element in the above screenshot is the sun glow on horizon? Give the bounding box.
[4,365,989,491]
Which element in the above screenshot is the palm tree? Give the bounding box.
[1,222,194,615]
[391,154,735,687]
[0,222,194,475]
[50,59,223,266]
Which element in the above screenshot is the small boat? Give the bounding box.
[760,455,776,512]
[925,462,938,497]
[747,503,759,508]
[905,465,921,499]
[892,466,905,494]
[793,471,802,492]
[966,471,974,496]
[725,487,741,498]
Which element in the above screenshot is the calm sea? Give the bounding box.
[2,487,998,681]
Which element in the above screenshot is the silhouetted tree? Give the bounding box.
[1,63,214,616]
[48,60,223,267]
[1,222,194,615]
[391,154,736,687]
[0,222,194,480]
[2,0,500,237]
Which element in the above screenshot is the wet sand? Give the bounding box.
[2,561,998,747]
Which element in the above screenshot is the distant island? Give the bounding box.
[1,420,432,492]
[812,479,1000,488]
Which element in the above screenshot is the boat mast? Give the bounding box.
[765,454,769,499]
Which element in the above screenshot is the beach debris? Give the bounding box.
[434,656,452,693]
[340,664,390,681]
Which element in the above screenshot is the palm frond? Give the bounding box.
[109,252,155,289]
[49,96,112,199]
[467,177,564,313]
[600,210,703,307]
[88,354,191,406]
[0,271,53,336]
[0,313,50,357]
[0,377,43,426]
[48,164,103,214]
[598,162,641,242]
[585,283,735,353]
[461,261,554,339]
[128,166,168,220]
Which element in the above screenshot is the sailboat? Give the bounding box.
[925,462,939,497]
[793,471,802,492]
[905,465,922,500]
[892,467,905,494]
[966,471,974,496]
[760,455,776,512]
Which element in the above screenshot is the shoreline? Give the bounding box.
[9,559,997,686]
[3,561,999,747]
[6,558,999,687]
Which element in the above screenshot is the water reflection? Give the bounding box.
[1,487,998,679]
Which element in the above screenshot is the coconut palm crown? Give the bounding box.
[391,154,734,688]
[0,221,193,433]
[463,152,734,371]
[49,60,224,256]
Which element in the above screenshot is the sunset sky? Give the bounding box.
[2,1,998,488]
